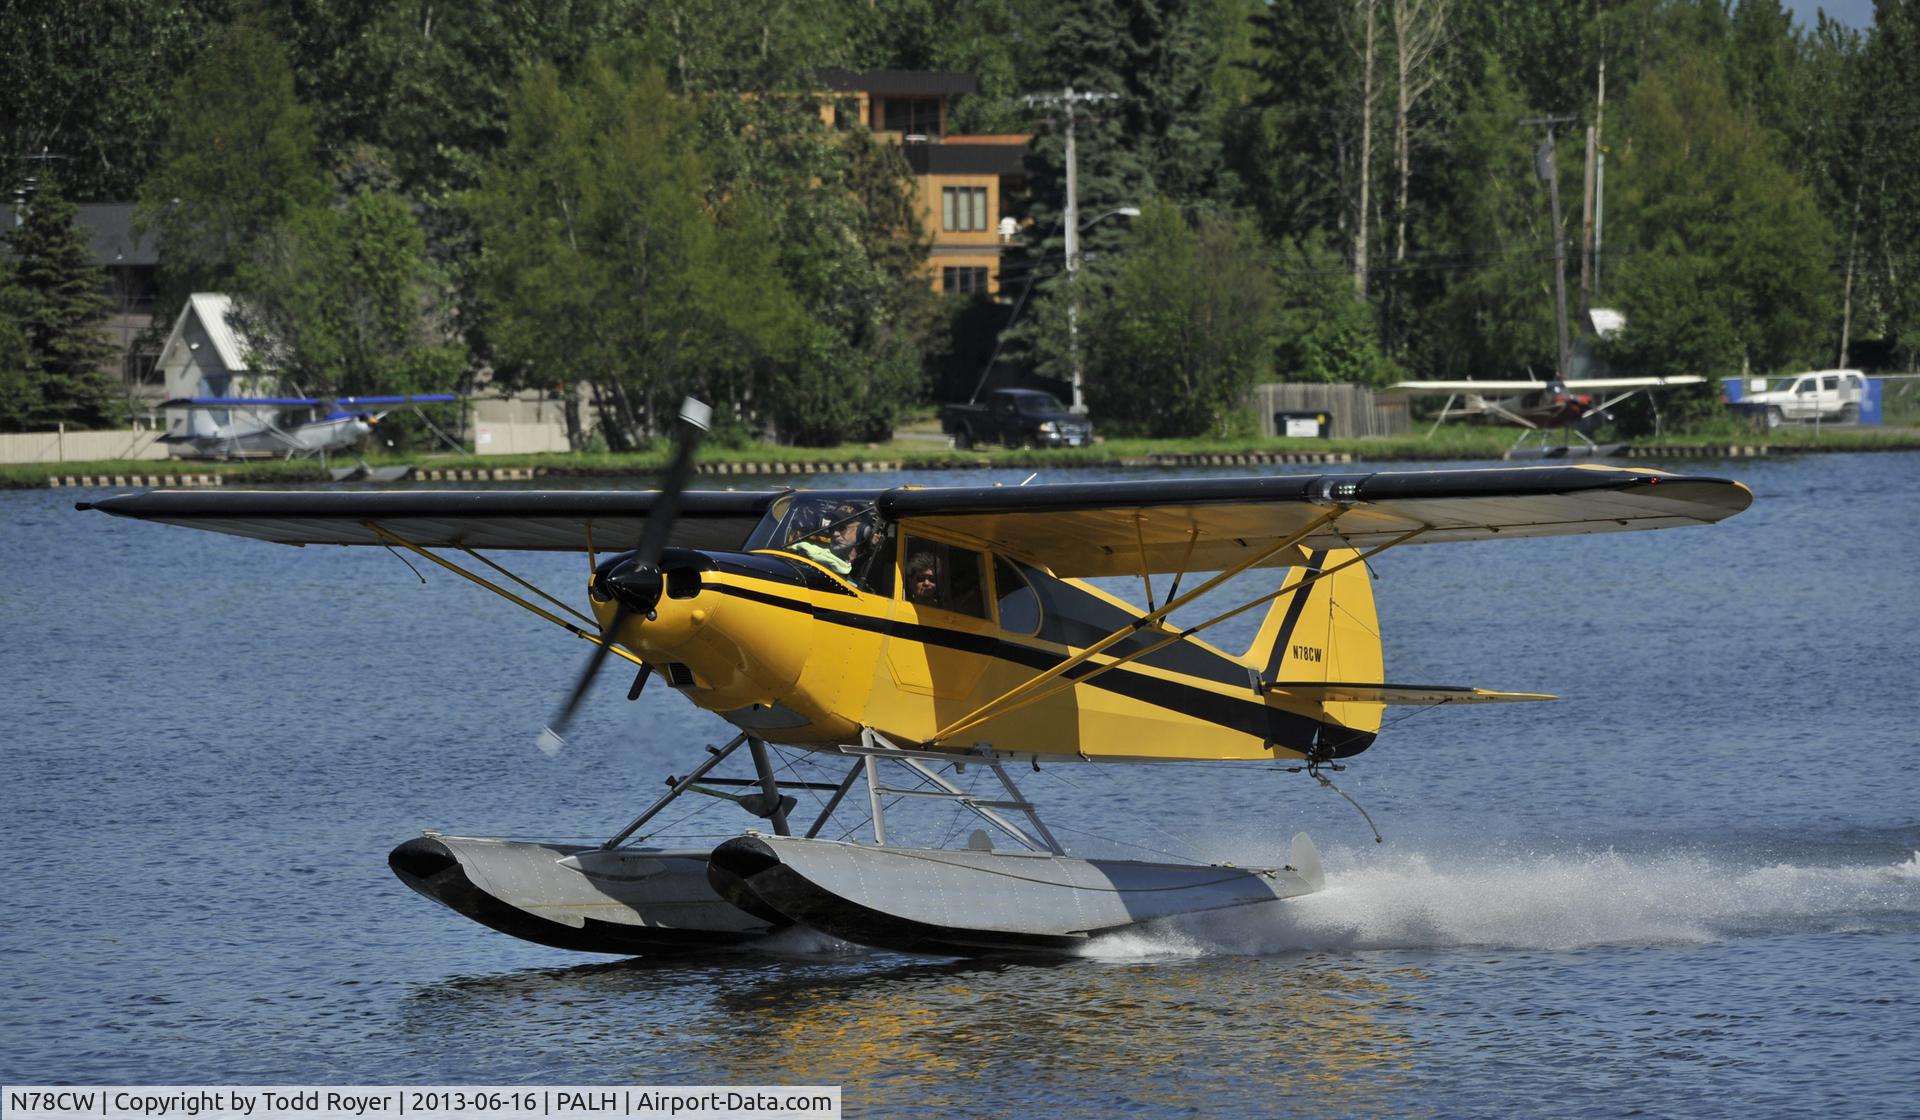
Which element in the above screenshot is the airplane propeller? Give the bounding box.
[537,397,712,755]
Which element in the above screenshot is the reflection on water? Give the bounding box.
[400,953,1419,1116]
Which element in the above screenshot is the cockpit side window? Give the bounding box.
[902,535,988,619]
[994,555,1041,635]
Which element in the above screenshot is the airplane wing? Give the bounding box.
[76,489,783,552]
[81,465,1750,573]
[1390,380,1545,393]
[1395,377,1706,393]
[1559,376,1705,389]
[879,464,1751,576]
[160,397,320,409]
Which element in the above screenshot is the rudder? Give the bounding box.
[1242,545,1385,743]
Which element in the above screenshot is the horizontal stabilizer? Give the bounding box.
[1265,682,1555,704]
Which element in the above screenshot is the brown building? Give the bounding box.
[2,201,162,390]
[817,70,1029,298]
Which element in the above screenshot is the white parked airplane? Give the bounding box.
[160,394,459,460]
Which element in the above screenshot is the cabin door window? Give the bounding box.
[888,536,991,698]
[901,537,987,619]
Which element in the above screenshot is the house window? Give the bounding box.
[942,186,989,232]
[831,95,861,130]
[942,267,989,295]
[878,96,942,136]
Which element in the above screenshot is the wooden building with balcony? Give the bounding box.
[818,70,1030,299]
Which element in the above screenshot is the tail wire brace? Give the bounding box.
[1287,751,1384,844]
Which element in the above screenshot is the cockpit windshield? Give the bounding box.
[769,496,880,584]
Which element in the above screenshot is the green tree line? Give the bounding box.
[3,0,1916,439]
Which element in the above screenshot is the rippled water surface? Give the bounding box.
[4,453,1917,1117]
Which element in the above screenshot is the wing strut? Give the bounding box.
[365,521,647,668]
[1162,526,1202,606]
[456,545,599,628]
[1133,513,1155,611]
[924,507,1347,744]
[927,526,1425,746]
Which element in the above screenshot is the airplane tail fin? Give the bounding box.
[1241,545,1385,748]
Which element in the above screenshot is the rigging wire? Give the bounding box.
[934,762,986,849]
[827,758,951,844]
[1037,763,1211,865]
[382,543,427,583]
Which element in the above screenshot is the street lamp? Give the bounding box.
[1063,205,1139,414]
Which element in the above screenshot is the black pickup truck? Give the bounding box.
[938,388,1094,449]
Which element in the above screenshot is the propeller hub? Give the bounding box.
[597,557,665,616]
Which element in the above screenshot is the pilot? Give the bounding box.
[783,507,852,580]
[906,551,940,606]
[830,508,869,568]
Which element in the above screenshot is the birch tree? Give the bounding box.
[1392,0,1450,270]
[1350,0,1379,300]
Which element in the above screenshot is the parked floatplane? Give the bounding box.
[78,401,1752,956]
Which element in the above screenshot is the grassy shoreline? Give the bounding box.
[9,426,1920,487]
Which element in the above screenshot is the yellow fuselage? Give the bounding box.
[592,542,1383,764]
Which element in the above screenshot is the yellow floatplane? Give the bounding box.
[79,401,1752,956]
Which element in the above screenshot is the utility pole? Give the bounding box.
[1524,115,1576,381]
[1023,87,1115,415]
[1580,127,1596,316]
[1592,57,1608,304]
[1580,56,1607,314]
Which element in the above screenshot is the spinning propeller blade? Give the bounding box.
[539,397,712,751]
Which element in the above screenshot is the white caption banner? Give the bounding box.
[3,1088,839,1120]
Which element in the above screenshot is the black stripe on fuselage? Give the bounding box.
[1023,565,1248,688]
[1265,549,1329,681]
[703,578,1365,756]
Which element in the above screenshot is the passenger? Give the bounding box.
[907,551,940,606]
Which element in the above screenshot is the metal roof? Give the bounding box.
[156,293,254,373]
[817,70,978,96]
[0,202,158,266]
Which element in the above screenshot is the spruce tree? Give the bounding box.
[1233,0,1356,246]
[1,173,119,430]
[1857,0,1920,369]
[1006,0,1217,387]
[0,281,39,431]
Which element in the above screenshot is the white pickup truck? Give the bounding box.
[1732,369,1866,427]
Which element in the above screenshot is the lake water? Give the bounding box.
[3,453,1917,1117]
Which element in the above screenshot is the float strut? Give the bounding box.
[746,736,792,837]
[602,732,749,849]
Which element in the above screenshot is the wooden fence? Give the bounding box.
[1246,383,1409,439]
[0,427,169,464]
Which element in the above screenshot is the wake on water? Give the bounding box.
[1080,846,1920,960]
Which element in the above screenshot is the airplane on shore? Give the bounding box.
[1391,375,1707,457]
[78,400,1752,957]
[160,394,460,460]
